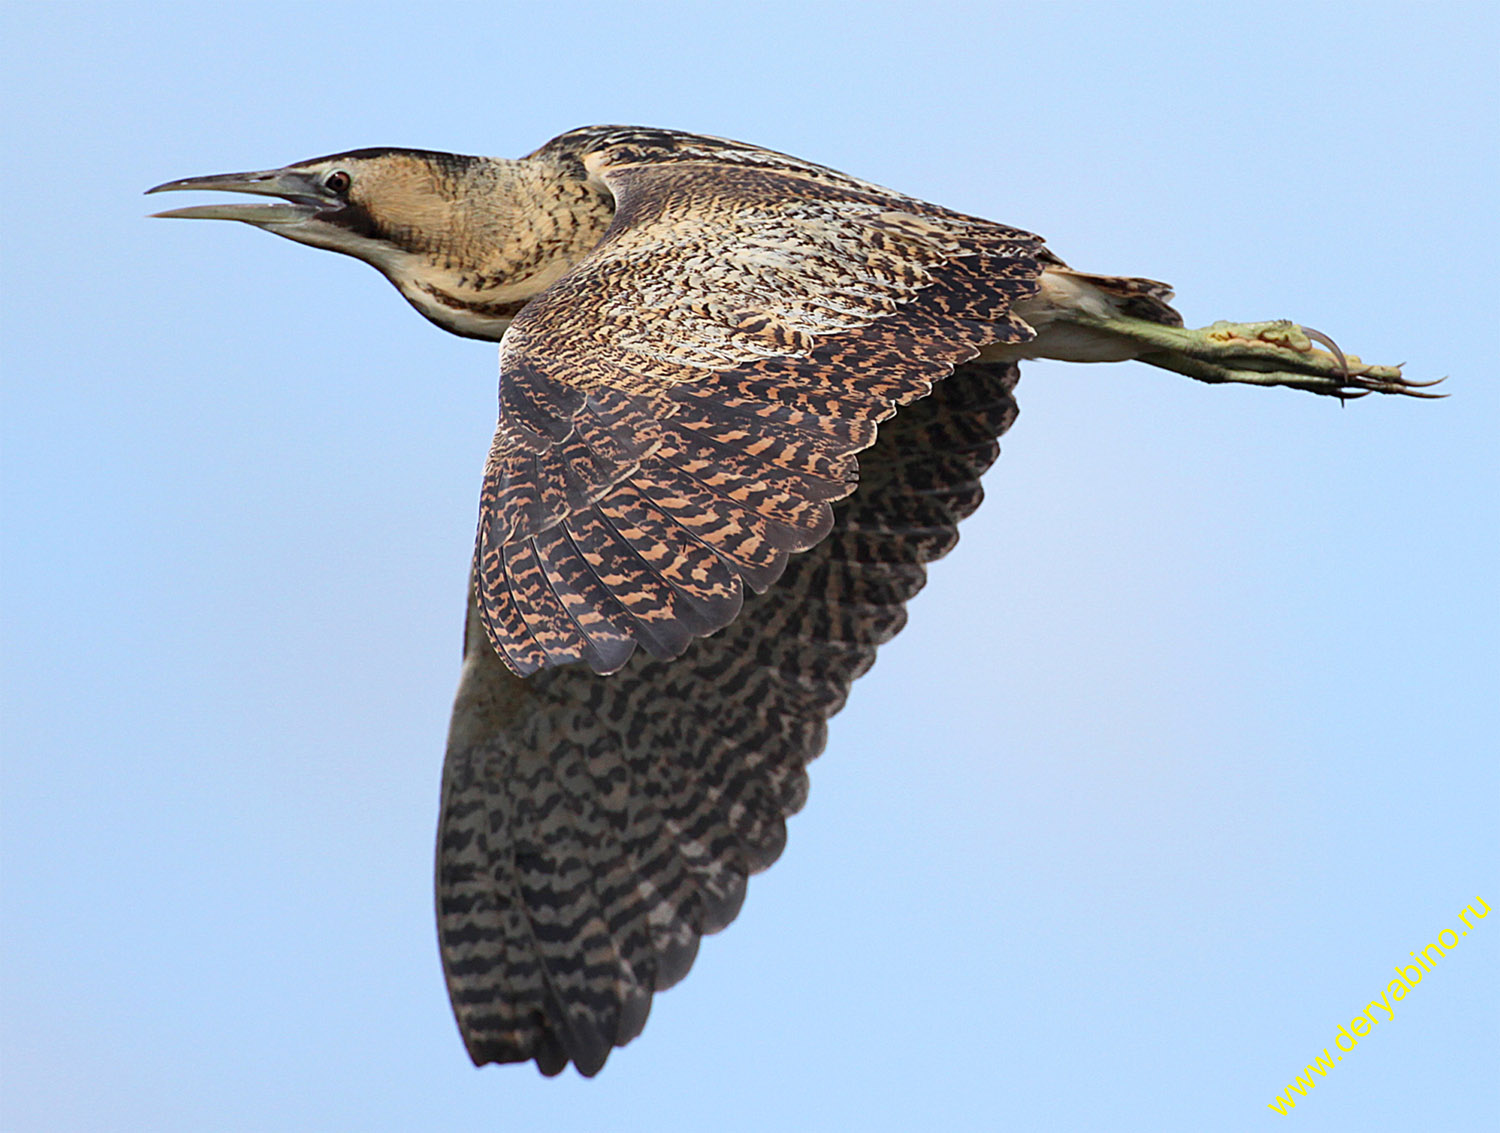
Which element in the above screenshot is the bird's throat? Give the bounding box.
[381,159,614,341]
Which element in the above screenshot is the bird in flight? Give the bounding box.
[148,126,1435,1077]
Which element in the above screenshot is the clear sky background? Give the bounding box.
[2,2,1495,1130]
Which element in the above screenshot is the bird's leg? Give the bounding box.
[1060,313,1443,399]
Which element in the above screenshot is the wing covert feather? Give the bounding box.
[475,151,1043,674]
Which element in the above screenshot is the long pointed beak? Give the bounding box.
[145,169,326,225]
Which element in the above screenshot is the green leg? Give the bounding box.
[1065,314,1444,400]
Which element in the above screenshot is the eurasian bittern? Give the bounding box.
[148,125,1434,1077]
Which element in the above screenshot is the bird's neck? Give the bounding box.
[381,158,614,342]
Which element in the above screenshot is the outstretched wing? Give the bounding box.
[476,140,1044,675]
[438,361,1020,1076]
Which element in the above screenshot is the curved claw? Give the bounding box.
[1384,384,1447,399]
[1346,370,1447,399]
[1299,325,1349,381]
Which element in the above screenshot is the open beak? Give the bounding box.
[145,168,328,226]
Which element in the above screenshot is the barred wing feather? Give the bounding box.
[438,362,1020,1075]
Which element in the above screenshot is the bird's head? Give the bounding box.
[148,148,611,340]
[147,148,478,264]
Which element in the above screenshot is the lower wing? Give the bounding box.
[435,360,1020,1076]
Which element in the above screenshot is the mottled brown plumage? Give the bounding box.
[471,131,1045,676]
[147,125,1434,1077]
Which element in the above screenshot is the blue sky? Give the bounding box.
[2,2,1495,1130]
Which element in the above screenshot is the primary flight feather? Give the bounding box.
[148,125,1433,1076]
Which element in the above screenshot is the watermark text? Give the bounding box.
[1267,896,1488,1114]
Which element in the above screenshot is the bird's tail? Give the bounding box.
[1048,268,1185,327]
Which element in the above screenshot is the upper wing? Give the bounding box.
[437,360,1020,1075]
[476,145,1044,675]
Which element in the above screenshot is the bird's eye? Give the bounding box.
[324,170,352,195]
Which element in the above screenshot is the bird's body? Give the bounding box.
[148,126,1432,1076]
